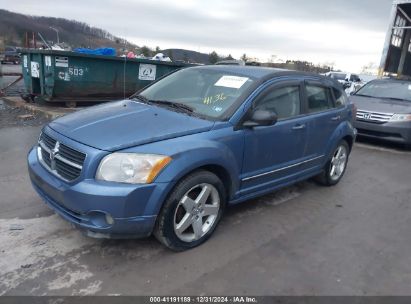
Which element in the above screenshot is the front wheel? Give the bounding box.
[315,140,350,186]
[154,171,226,251]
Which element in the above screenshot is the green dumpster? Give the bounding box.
[21,49,192,107]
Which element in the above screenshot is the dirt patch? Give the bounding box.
[0,99,49,128]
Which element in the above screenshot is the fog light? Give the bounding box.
[105,213,114,225]
[88,211,114,227]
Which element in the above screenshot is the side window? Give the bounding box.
[255,86,301,120]
[306,85,333,113]
[333,88,348,107]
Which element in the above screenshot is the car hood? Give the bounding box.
[350,95,411,114]
[49,100,215,151]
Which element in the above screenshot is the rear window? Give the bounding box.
[330,73,346,81]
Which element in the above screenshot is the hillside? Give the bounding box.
[161,49,211,64]
[0,9,214,63]
[0,9,133,49]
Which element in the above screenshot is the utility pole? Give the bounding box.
[49,26,60,44]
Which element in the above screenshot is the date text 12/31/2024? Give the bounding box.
[150,297,258,303]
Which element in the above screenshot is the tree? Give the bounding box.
[241,53,248,62]
[226,54,234,60]
[140,45,152,57]
[183,52,189,63]
[155,46,161,53]
[361,62,377,75]
[209,51,219,64]
[167,50,174,61]
[269,54,277,63]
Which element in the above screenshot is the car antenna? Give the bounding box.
[123,36,127,100]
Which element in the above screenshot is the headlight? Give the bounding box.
[390,114,411,122]
[96,153,172,184]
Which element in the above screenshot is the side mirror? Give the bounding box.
[243,110,278,128]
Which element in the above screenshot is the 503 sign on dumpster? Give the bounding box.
[68,67,85,77]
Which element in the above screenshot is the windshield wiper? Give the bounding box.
[131,95,194,114]
[354,94,374,98]
[381,97,411,102]
[131,94,151,104]
[148,99,194,113]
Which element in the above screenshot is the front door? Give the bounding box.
[240,81,309,195]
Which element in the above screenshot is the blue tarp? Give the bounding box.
[73,48,116,56]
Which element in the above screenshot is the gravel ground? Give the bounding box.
[0,100,49,128]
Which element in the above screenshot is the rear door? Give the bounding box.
[303,80,345,169]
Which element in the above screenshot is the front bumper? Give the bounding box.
[28,146,168,238]
[353,120,411,145]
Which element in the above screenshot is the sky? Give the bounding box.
[0,0,394,72]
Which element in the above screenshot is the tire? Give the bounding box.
[315,140,350,186]
[154,170,226,251]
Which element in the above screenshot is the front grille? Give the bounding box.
[59,143,86,164]
[41,147,52,167]
[42,132,56,149]
[356,110,393,124]
[38,132,86,182]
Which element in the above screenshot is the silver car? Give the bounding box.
[351,78,411,148]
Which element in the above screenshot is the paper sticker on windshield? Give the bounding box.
[214,76,249,89]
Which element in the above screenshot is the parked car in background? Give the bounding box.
[325,72,348,85]
[28,66,356,251]
[0,46,21,64]
[351,78,411,148]
[325,72,362,92]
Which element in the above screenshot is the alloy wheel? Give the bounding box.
[329,145,348,181]
[173,183,220,242]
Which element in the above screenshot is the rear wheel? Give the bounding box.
[154,171,225,251]
[315,140,350,186]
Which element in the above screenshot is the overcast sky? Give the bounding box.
[0,0,394,72]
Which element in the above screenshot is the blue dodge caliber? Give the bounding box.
[28,66,356,251]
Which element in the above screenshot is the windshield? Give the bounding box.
[330,73,346,81]
[355,80,411,102]
[136,68,255,119]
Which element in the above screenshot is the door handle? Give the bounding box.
[292,124,306,130]
[331,115,341,121]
